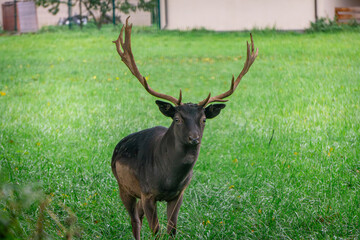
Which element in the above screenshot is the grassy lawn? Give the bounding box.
[1,26,360,239]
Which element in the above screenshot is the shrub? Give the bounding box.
[307,17,360,33]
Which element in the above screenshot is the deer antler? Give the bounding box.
[198,34,258,107]
[113,17,182,106]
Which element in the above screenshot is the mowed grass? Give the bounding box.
[0,26,360,239]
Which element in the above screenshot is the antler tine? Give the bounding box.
[113,17,182,106]
[199,34,258,107]
[178,89,182,105]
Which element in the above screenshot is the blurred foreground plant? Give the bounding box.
[0,183,81,239]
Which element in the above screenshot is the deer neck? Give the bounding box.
[151,124,200,191]
[158,124,201,168]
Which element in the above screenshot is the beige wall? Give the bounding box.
[0,0,151,29]
[160,0,360,31]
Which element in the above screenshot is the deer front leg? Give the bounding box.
[119,190,141,240]
[141,194,160,236]
[136,200,144,225]
[166,193,184,237]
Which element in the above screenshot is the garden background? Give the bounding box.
[0,24,360,239]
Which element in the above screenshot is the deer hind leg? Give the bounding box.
[141,194,160,236]
[166,193,184,237]
[119,190,141,240]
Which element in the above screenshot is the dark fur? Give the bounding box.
[111,101,225,239]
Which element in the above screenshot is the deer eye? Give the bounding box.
[174,117,182,124]
[202,118,206,123]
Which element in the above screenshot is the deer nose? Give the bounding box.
[189,135,200,145]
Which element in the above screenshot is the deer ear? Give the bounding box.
[156,100,175,118]
[204,104,226,119]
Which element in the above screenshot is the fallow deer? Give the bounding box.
[111,17,258,239]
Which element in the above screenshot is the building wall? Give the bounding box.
[2,0,360,31]
[160,0,360,31]
[0,0,151,30]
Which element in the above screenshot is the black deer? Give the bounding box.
[111,17,258,240]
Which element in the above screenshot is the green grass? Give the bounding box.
[1,25,360,239]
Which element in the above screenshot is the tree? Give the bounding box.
[137,0,156,12]
[36,0,66,15]
[83,0,136,29]
[137,0,157,25]
[36,0,137,29]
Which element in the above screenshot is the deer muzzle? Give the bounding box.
[188,135,200,145]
